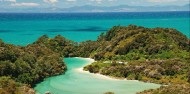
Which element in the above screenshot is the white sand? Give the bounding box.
[76,67,121,80]
[75,57,130,81]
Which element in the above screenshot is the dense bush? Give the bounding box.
[104,92,115,94]
[137,84,190,94]
[33,35,77,57]
[83,25,190,93]
[188,71,190,83]
[0,76,35,94]
[0,36,67,92]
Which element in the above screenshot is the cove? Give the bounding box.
[34,57,160,94]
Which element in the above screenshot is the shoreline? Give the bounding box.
[73,57,166,86]
[75,57,167,85]
[75,57,139,81]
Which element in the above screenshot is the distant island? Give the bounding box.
[0,25,189,94]
[1,4,189,13]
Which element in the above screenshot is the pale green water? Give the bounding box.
[34,58,160,94]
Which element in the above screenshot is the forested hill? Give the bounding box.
[82,25,190,94]
[32,25,190,61]
[80,25,190,60]
[0,39,67,93]
[81,25,190,81]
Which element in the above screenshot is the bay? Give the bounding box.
[34,58,161,94]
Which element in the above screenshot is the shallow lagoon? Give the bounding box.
[35,58,160,94]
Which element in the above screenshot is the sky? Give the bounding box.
[0,0,189,9]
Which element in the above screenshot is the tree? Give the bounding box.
[104,92,115,94]
[0,76,35,94]
[188,70,190,83]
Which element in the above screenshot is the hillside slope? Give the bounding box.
[0,39,67,93]
[82,25,190,93]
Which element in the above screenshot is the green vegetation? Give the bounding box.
[104,92,115,94]
[33,35,77,57]
[137,84,190,94]
[0,76,35,94]
[0,25,189,94]
[82,25,190,93]
[188,71,190,83]
[0,37,67,93]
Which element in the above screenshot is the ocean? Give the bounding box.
[0,11,189,46]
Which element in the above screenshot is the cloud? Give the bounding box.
[89,0,102,4]
[0,0,16,2]
[108,0,117,1]
[11,3,40,7]
[66,0,76,2]
[89,0,116,4]
[43,0,57,3]
[147,0,177,3]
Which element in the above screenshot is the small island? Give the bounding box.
[0,25,189,94]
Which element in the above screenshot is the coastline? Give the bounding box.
[75,57,167,86]
[75,57,138,81]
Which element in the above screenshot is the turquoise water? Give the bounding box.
[34,58,161,94]
[0,12,189,46]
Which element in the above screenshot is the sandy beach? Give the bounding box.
[75,57,132,81]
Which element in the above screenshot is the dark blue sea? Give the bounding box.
[0,11,189,45]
